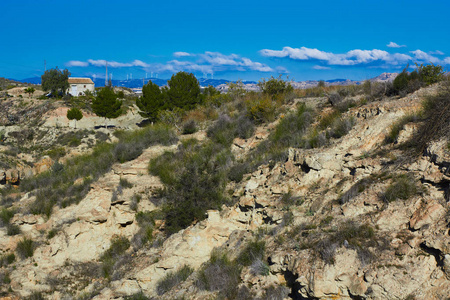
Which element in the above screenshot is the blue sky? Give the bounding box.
[1,0,450,82]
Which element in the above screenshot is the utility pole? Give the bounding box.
[105,61,108,87]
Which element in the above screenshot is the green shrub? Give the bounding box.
[16,237,34,259]
[258,75,293,97]
[237,240,265,266]
[280,191,304,206]
[328,93,342,106]
[0,208,14,225]
[246,96,276,124]
[7,224,21,236]
[382,174,421,203]
[235,115,255,139]
[408,85,450,154]
[150,140,233,234]
[328,117,354,139]
[384,114,417,144]
[417,63,444,85]
[250,258,270,276]
[317,222,376,264]
[0,253,15,267]
[264,285,290,300]
[124,293,151,300]
[182,119,198,134]
[318,110,341,130]
[196,249,242,299]
[22,124,177,216]
[119,177,133,189]
[392,63,443,96]
[156,265,194,295]
[271,103,314,148]
[100,236,130,279]
[207,114,236,146]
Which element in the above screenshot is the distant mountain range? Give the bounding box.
[11,73,398,89]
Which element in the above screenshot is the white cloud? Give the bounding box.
[259,46,450,67]
[260,47,333,61]
[66,60,89,67]
[197,52,274,72]
[430,50,444,55]
[313,65,331,70]
[173,52,192,57]
[67,52,276,75]
[387,42,406,48]
[410,50,440,63]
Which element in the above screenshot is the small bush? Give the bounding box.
[264,285,290,300]
[227,161,251,182]
[234,115,255,139]
[280,191,304,207]
[119,177,133,189]
[0,253,15,267]
[21,124,177,217]
[124,293,151,300]
[0,208,14,225]
[382,174,421,203]
[237,240,265,266]
[258,75,293,97]
[250,258,270,276]
[182,119,198,134]
[196,249,242,299]
[384,114,418,144]
[100,236,130,279]
[317,222,376,264]
[7,224,21,236]
[328,93,342,106]
[328,117,354,139]
[156,265,194,295]
[16,237,34,259]
[150,141,233,234]
[246,96,276,124]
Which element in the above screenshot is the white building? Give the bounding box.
[67,77,95,96]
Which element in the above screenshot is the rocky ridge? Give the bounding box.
[0,84,449,299]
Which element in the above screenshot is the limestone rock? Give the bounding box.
[409,200,445,230]
[33,156,53,175]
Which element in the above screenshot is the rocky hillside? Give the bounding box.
[0,82,449,300]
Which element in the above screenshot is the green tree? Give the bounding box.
[203,85,220,97]
[258,75,293,96]
[24,87,35,98]
[317,80,326,88]
[41,67,70,97]
[92,87,122,125]
[66,107,83,129]
[136,80,165,121]
[416,63,444,85]
[166,72,201,110]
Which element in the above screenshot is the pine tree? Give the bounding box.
[136,80,165,121]
[41,67,70,97]
[166,72,201,110]
[92,88,122,126]
[66,107,83,128]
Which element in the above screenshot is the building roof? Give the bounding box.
[68,77,94,84]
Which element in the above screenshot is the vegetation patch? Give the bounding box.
[156,265,194,295]
[150,139,233,234]
[196,249,243,299]
[21,124,177,216]
[100,236,130,279]
[16,237,35,259]
[382,173,423,203]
